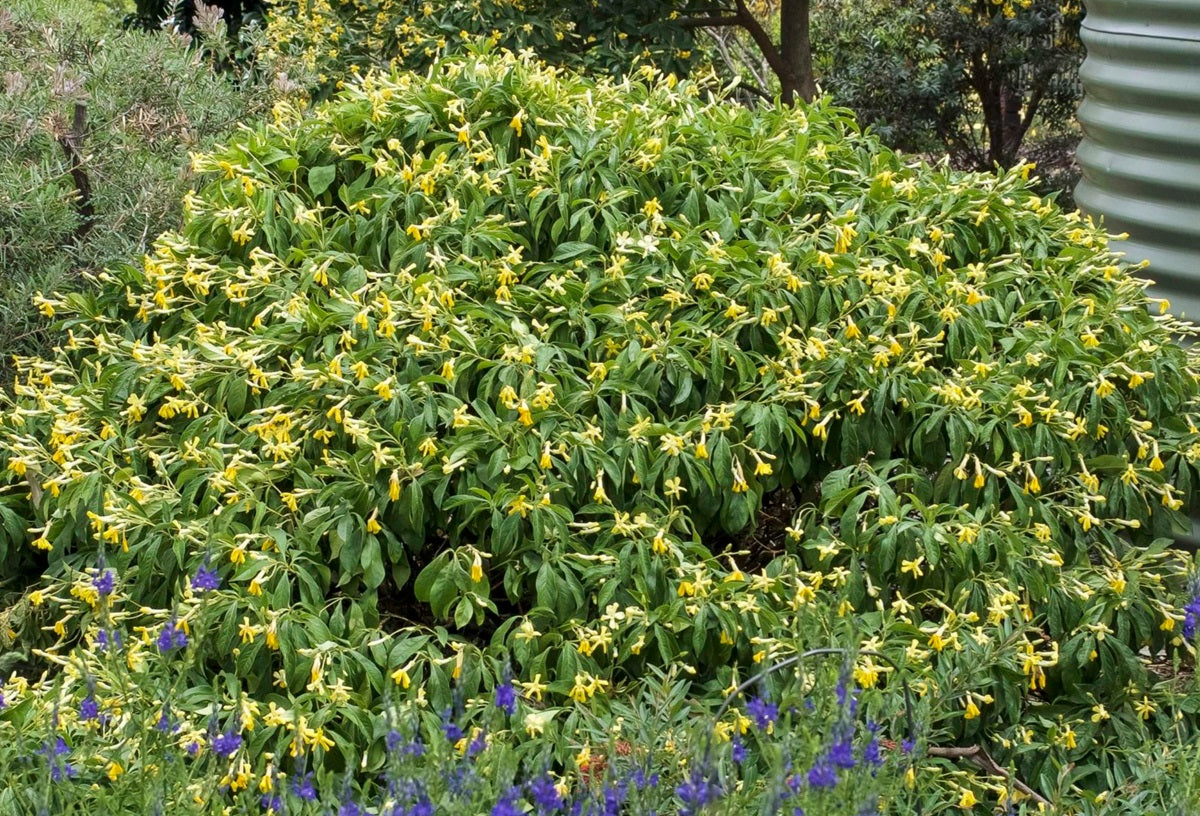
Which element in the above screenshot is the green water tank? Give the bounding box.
[1075,0,1200,319]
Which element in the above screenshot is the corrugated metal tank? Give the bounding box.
[1075,0,1200,319]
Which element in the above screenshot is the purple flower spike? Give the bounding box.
[157,619,188,653]
[191,563,221,593]
[529,774,562,814]
[731,736,747,765]
[467,728,487,757]
[675,767,721,816]
[79,695,99,722]
[829,739,856,770]
[93,569,115,597]
[1183,591,1200,639]
[746,696,778,731]
[495,673,517,716]
[492,787,523,816]
[441,708,464,742]
[806,759,837,790]
[864,738,883,767]
[292,772,317,801]
[211,730,242,758]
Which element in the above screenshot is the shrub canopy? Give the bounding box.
[4,46,1199,787]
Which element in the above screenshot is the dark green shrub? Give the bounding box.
[812,0,1084,170]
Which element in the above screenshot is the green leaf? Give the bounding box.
[308,164,337,196]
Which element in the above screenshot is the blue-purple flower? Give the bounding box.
[731,735,747,765]
[211,730,242,758]
[863,738,883,767]
[806,759,837,790]
[79,695,99,722]
[529,773,563,814]
[747,696,778,731]
[829,739,856,770]
[492,786,523,816]
[495,666,517,716]
[675,766,721,816]
[191,562,221,593]
[441,708,464,742]
[292,772,318,801]
[157,619,188,653]
[93,569,115,597]
[38,738,77,782]
[1183,582,1200,639]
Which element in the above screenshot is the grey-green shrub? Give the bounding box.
[0,0,270,368]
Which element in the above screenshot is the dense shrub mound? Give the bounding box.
[4,47,1199,791]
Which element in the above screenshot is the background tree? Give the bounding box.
[679,0,817,104]
[692,0,1082,172]
[811,0,1083,170]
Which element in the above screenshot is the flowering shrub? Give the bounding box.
[3,46,1200,807]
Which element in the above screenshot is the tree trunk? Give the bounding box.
[779,0,817,104]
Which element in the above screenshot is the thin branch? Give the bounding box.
[728,29,772,89]
[926,744,1051,806]
[703,26,770,97]
[733,80,774,102]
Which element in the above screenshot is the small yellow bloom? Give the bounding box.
[510,674,545,705]
[366,513,382,535]
[238,617,261,644]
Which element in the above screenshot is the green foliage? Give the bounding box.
[261,0,702,100]
[0,0,270,368]
[3,44,1200,809]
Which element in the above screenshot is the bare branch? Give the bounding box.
[926,745,1051,806]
